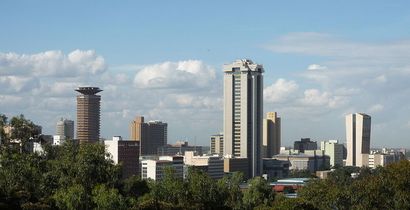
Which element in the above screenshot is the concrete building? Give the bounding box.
[130,116,168,155]
[320,140,344,167]
[75,87,102,144]
[141,156,183,181]
[263,112,281,158]
[346,113,371,167]
[157,141,202,156]
[262,158,290,179]
[274,150,330,173]
[223,157,249,180]
[105,136,140,178]
[210,134,223,155]
[53,135,66,146]
[294,138,317,153]
[368,153,395,168]
[223,59,264,177]
[184,151,224,179]
[56,118,74,140]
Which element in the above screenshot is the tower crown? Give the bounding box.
[75,87,102,95]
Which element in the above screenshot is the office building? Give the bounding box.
[274,150,330,173]
[223,59,264,177]
[75,87,102,144]
[184,151,224,179]
[105,136,140,178]
[130,116,168,155]
[141,156,183,181]
[157,141,202,156]
[320,140,344,167]
[368,153,395,168]
[294,138,317,153]
[210,134,223,155]
[346,113,371,167]
[56,118,74,139]
[262,159,290,179]
[223,157,249,180]
[263,112,281,158]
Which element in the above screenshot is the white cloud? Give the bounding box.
[264,79,298,103]
[133,60,216,89]
[367,104,384,113]
[302,89,348,108]
[307,64,327,71]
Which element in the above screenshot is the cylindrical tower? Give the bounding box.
[75,87,102,144]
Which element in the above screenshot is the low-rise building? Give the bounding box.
[320,140,344,167]
[141,156,183,181]
[223,157,249,179]
[105,136,140,178]
[262,159,290,179]
[274,150,330,173]
[157,141,202,156]
[184,151,224,179]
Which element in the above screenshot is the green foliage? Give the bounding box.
[92,184,126,210]
[242,176,275,210]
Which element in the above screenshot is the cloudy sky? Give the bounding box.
[1,1,410,148]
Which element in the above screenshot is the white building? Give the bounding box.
[184,151,224,179]
[320,140,344,167]
[368,153,395,168]
[141,156,183,181]
[53,135,66,146]
[263,112,281,158]
[346,113,371,167]
[56,118,74,139]
[223,59,264,177]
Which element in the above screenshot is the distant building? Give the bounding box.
[223,157,249,180]
[141,156,183,181]
[274,150,330,173]
[130,116,168,155]
[75,87,102,144]
[105,136,140,178]
[262,158,290,179]
[53,135,65,146]
[56,118,74,140]
[263,112,281,158]
[184,151,224,179]
[346,113,371,167]
[294,138,317,153]
[368,153,395,168]
[223,59,264,177]
[157,141,202,156]
[320,140,344,167]
[210,134,223,155]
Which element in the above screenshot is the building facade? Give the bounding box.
[105,136,140,178]
[130,116,168,155]
[184,151,224,179]
[223,157,249,180]
[274,150,330,173]
[346,113,371,167]
[56,118,74,140]
[320,140,344,167]
[263,112,281,158]
[141,156,183,181]
[210,134,223,155]
[294,138,317,153]
[75,87,102,144]
[223,59,264,177]
[157,141,202,156]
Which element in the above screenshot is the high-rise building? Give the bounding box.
[346,113,371,167]
[105,136,140,178]
[75,87,102,144]
[263,112,281,158]
[223,59,264,177]
[56,118,74,139]
[320,140,344,167]
[130,116,167,155]
[210,134,223,155]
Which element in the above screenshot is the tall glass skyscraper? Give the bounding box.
[223,59,263,177]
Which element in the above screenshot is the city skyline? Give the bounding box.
[1,1,410,148]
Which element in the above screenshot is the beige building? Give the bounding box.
[56,118,74,140]
[346,113,371,167]
[76,87,102,144]
[130,116,167,155]
[263,112,281,158]
[210,134,223,155]
[223,59,264,177]
[184,151,224,179]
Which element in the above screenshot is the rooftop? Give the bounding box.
[75,87,102,95]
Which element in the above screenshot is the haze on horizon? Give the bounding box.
[1,1,410,148]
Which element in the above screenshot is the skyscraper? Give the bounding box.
[263,112,281,158]
[223,59,263,177]
[75,87,102,144]
[130,116,167,155]
[346,113,371,167]
[56,118,74,139]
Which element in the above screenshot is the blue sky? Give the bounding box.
[1,1,410,148]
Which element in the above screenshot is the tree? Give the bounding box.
[53,184,86,210]
[217,172,244,210]
[92,184,126,210]
[242,177,275,209]
[0,114,7,144]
